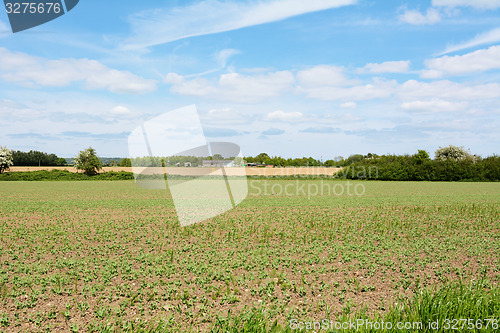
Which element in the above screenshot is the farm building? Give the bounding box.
[202,160,235,167]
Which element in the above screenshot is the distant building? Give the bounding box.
[202,160,234,167]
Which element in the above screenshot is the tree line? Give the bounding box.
[11,150,67,167]
[337,146,500,181]
[1,145,499,181]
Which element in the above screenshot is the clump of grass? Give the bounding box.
[211,308,284,333]
[211,280,499,332]
[380,279,499,333]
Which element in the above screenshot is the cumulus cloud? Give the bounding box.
[110,106,132,116]
[123,0,357,49]
[432,0,500,9]
[165,70,294,102]
[421,45,500,78]
[399,8,440,25]
[297,65,357,87]
[401,99,468,112]
[340,102,357,109]
[297,78,397,101]
[0,47,157,94]
[266,110,303,121]
[397,79,500,100]
[359,60,410,74]
[441,27,500,55]
[295,65,396,101]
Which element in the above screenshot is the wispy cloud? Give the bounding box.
[440,27,500,55]
[122,0,356,50]
[0,19,10,37]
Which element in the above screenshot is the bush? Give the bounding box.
[336,152,500,181]
[0,170,135,181]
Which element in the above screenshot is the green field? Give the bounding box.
[0,180,499,332]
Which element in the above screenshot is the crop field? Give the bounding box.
[0,180,499,332]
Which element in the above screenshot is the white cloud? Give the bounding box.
[164,73,216,96]
[266,110,303,121]
[432,0,500,9]
[441,27,500,55]
[297,65,357,87]
[297,78,397,101]
[165,70,294,102]
[422,45,500,78]
[359,60,410,74]
[295,65,395,101]
[398,79,500,101]
[401,99,468,112]
[0,47,157,94]
[340,102,357,108]
[123,0,356,49]
[110,106,132,116]
[399,8,440,25]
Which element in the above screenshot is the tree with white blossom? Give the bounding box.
[0,146,14,174]
[435,145,478,163]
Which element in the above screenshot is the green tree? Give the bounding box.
[254,153,270,164]
[74,147,102,176]
[233,157,244,167]
[413,150,430,164]
[119,158,132,167]
[0,146,14,173]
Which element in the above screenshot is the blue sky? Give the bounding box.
[1,0,499,159]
